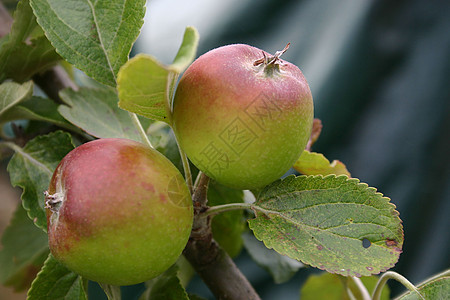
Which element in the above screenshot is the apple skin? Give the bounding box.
[172,44,314,189]
[45,138,193,286]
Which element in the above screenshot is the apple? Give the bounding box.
[172,43,314,189]
[45,138,193,286]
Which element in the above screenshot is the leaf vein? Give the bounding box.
[86,0,116,82]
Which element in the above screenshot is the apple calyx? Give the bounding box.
[44,190,64,222]
[253,43,290,75]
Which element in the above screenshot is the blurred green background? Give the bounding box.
[135,0,449,298]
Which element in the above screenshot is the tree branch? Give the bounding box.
[184,240,260,300]
[184,173,260,300]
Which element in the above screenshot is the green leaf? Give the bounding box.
[294,150,351,177]
[58,87,150,142]
[0,0,36,80]
[117,26,199,124]
[171,26,200,73]
[1,36,60,82]
[248,175,404,277]
[0,96,76,133]
[0,204,49,291]
[0,0,59,82]
[242,231,303,284]
[5,0,37,42]
[117,54,172,123]
[174,255,195,289]
[30,0,146,86]
[139,265,189,300]
[6,131,75,231]
[27,254,87,300]
[396,271,450,300]
[301,272,390,300]
[208,181,245,257]
[0,81,33,117]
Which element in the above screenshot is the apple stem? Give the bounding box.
[193,172,210,206]
[189,172,211,245]
[253,43,290,70]
[129,112,154,149]
[177,143,194,194]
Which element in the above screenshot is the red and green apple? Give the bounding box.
[173,43,314,189]
[45,138,193,286]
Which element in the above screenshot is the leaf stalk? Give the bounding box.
[129,112,154,149]
[372,271,424,300]
[350,277,371,300]
[202,202,252,218]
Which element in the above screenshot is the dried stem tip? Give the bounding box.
[253,43,290,66]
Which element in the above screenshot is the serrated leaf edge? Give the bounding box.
[27,254,87,300]
[249,174,404,277]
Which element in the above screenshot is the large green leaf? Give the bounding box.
[30,0,146,86]
[0,0,59,82]
[27,254,87,300]
[58,87,150,142]
[117,26,199,124]
[0,81,33,117]
[242,232,303,284]
[6,131,75,231]
[208,181,245,257]
[301,272,390,300]
[0,204,49,291]
[248,175,403,277]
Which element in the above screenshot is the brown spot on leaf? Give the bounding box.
[385,239,398,247]
[317,245,323,250]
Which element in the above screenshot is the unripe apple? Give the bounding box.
[45,138,193,286]
[172,44,314,189]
